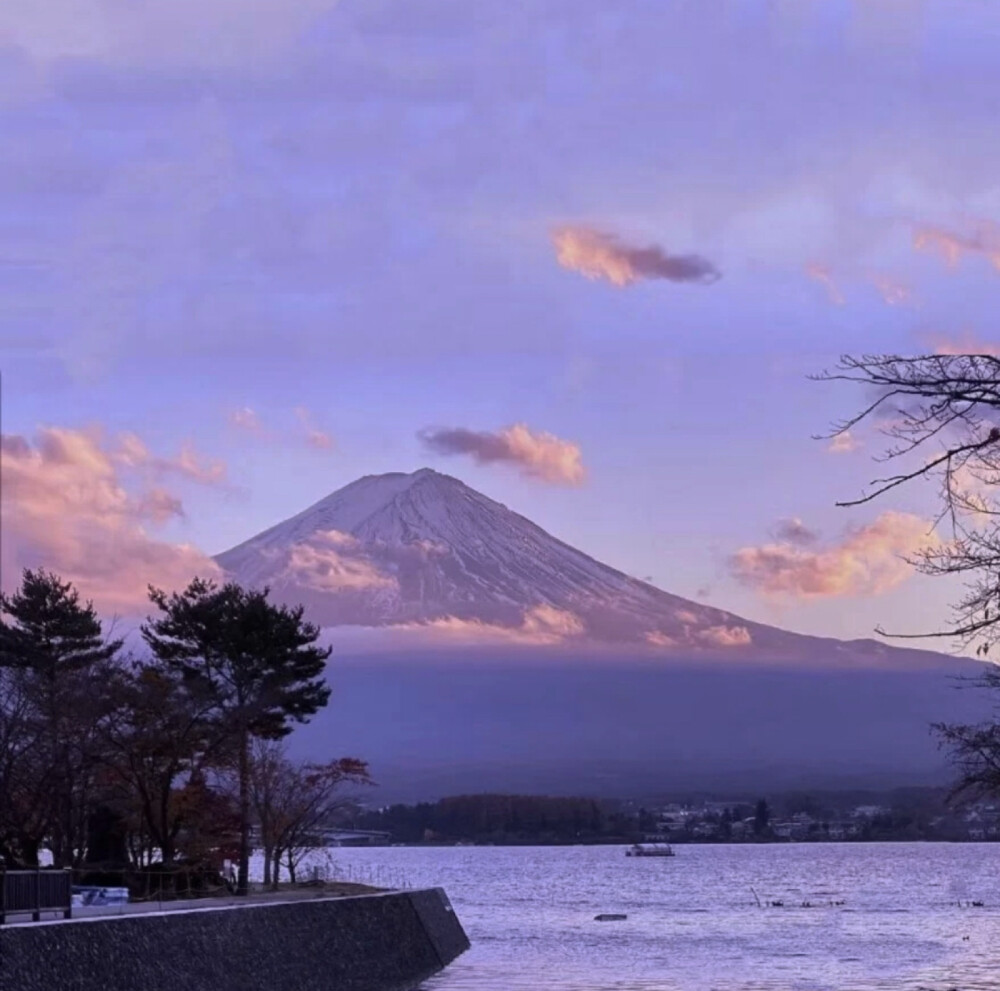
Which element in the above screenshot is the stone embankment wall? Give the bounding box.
[1,888,470,991]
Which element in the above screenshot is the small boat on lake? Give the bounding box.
[625,843,675,857]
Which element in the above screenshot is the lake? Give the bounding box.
[318,843,1000,991]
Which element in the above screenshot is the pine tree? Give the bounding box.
[0,570,121,866]
[753,798,770,837]
[142,578,332,895]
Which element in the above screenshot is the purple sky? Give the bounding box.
[2,1,998,643]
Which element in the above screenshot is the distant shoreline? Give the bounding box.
[345,836,1000,848]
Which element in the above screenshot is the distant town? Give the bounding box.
[348,789,1000,846]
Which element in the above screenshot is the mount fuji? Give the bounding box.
[217,467,937,666]
[215,469,986,799]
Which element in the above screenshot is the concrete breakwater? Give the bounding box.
[1,887,470,991]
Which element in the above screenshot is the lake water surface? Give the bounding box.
[324,843,1000,991]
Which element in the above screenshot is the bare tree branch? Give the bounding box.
[821,353,1000,653]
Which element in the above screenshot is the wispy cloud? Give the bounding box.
[947,462,997,518]
[913,221,1000,272]
[114,433,227,486]
[228,406,264,434]
[419,423,585,485]
[828,430,861,454]
[279,530,396,591]
[805,263,845,305]
[394,604,585,647]
[136,487,186,524]
[645,609,753,651]
[295,407,335,451]
[226,406,333,449]
[730,511,934,598]
[806,265,912,308]
[697,624,752,648]
[868,273,912,306]
[773,517,819,545]
[551,226,720,287]
[920,332,1000,357]
[1,427,221,612]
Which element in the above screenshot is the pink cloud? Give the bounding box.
[395,604,585,647]
[730,511,934,598]
[828,430,861,454]
[868,273,912,306]
[2,427,221,613]
[228,406,264,433]
[136,487,186,524]
[645,630,677,648]
[697,624,752,648]
[946,463,998,518]
[920,332,1000,357]
[295,407,335,451]
[773,517,819,545]
[551,226,719,287]
[419,422,585,485]
[172,445,227,484]
[805,263,845,305]
[913,221,1000,272]
[113,432,227,486]
[278,530,396,592]
[645,608,753,651]
[806,266,912,308]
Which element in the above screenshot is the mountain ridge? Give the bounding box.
[214,468,954,667]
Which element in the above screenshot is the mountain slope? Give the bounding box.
[214,468,940,664]
[217,469,984,797]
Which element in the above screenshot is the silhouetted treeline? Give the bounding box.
[0,569,360,896]
[357,787,1000,845]
[358,794,635,843]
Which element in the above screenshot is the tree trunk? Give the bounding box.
[237,728,250,896]
[20,834,41,868]
[262,845,272,888]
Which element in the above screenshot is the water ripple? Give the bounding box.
[320,842,1000,991]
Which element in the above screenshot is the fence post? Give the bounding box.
[1,866,6,925]
[33,867,40,922]
[63,868,72,920]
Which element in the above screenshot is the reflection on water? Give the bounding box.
[324,842,1000,991]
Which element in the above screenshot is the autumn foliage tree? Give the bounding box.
[244,740,370,888]
[97,659,221,867]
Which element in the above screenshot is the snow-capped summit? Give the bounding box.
[214,469,926,662]
[215,468,749,644]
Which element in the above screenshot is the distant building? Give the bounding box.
[320,829,392,847]
[771,818,812,840]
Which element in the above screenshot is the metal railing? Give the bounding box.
[0,868,73,924]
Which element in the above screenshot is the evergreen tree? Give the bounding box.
[142,579,331,895]
[753,798,770,837]
[0,570,121,866]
